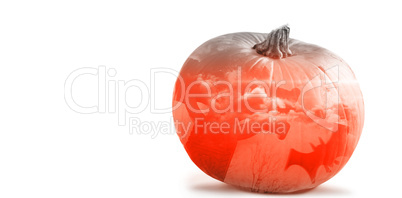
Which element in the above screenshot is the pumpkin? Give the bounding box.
[172,25,364,193]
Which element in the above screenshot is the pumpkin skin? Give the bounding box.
[172,29,364,193]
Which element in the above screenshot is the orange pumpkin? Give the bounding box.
[172,25,364,193]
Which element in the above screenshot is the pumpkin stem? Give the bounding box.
[253,25,292,59]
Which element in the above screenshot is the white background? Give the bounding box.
[0,0,401,197]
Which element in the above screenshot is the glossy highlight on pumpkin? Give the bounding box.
[172,28,364,193]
